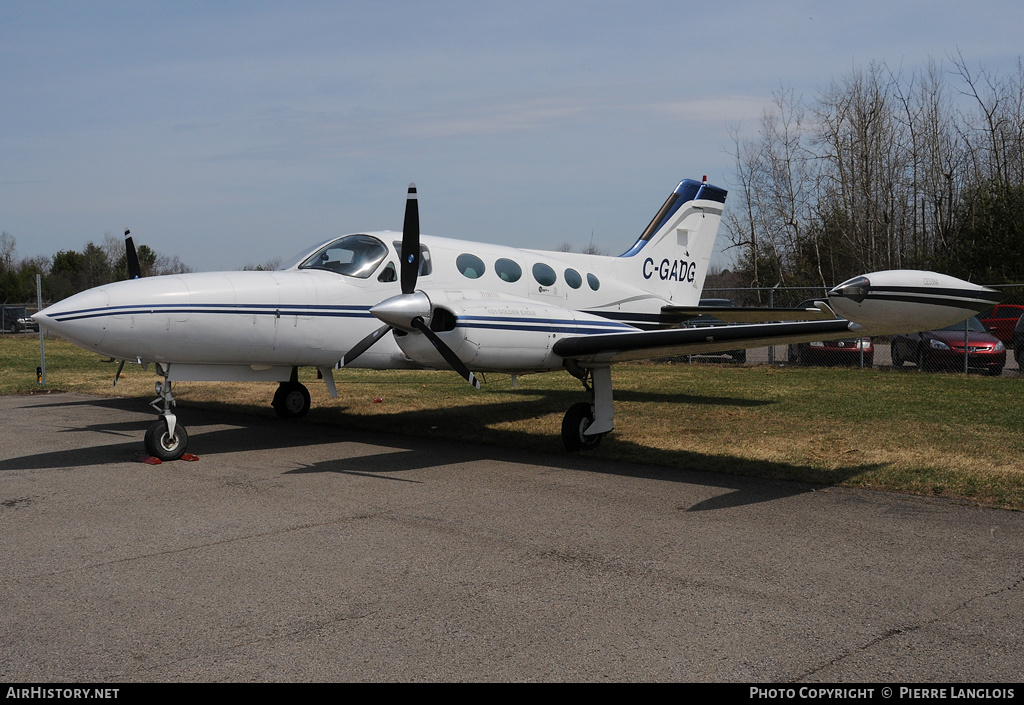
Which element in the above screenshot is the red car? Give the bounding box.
[891,316,1006,375]
[980,304,1024,345]
[787,300,873,366]
[788,337,874,366]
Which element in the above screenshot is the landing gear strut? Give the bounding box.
[273,368,311,419]
[145,364,188,461]
[561,364,614,452]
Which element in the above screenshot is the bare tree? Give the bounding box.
[0,232,15,273]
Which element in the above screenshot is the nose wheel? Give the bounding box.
[145,419,189,461]
[145,367,188,461]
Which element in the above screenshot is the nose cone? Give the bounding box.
[35,287,111,350]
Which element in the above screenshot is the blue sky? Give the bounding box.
[3,1,1023,271]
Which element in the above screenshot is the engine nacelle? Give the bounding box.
[393,290,637,372]
[828,270,1002,335]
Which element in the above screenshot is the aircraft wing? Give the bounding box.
[659,301,837,324]
[552,319,857,364]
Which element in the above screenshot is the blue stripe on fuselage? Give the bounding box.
[48,303,375,322]
[49,305,639,337]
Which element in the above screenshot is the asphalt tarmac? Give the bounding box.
[1,393,1022,683]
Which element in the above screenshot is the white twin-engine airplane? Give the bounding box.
[34,178,1000,460]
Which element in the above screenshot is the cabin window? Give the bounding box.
[457,253,486,279]
[299,234,388,278]
[532,263,557,286]
[587,273,600,291]
[564,268,582,289]
[495,258,522,282]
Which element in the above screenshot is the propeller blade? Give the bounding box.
[410,317,481,389]
[340,323,393,367]
[401,183,419,295]
[124,229,142,279]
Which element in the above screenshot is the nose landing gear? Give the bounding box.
[145,365,188,461]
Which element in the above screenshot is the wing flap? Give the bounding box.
[553,319,856,364]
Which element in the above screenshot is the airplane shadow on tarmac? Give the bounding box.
[2,393,888,511]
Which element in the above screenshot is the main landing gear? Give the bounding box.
[272,368,311,419]
[561,364,614,452]
[145,364,188,461]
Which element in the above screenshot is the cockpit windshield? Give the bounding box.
[298,234,388,278]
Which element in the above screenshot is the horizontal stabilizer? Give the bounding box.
[661,301,837,324]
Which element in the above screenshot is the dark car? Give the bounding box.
[17,314,39,332]
[787,300,873,367]
[683,298,746,363]
[891,316,1006,375]
[979,304,1024,345]
[1,306,29,333]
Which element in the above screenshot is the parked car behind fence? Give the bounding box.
[683,298,746,363]
[980,304,1024,346]
[786,300,873,367]
[891,316,1006,376]
[1,306,30,333]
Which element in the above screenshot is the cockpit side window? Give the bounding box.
[299,235,388,278]
[377,262,397,282]
[393,241,433,276]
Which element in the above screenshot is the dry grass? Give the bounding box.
[4,335,1023,509]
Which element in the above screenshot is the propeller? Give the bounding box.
[339,184,480,389]
[401,184,420,295]
[125,229,142,279]
[410,317,479,388]
[114,229,143,382]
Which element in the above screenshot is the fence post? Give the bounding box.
[964,322,969,375]
[37,274,46,385]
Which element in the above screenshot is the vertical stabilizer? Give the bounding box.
[617,178,727,303]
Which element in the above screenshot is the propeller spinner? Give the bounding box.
[340,184,480,389]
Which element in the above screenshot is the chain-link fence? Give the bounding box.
[689,285,1023,376]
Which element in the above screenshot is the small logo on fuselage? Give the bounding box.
[643,257,695,282]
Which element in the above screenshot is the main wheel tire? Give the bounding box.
[144,420,188,461]
[273,382,311,419]
[561,402,602,452]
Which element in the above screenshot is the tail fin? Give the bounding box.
[618,178,727,303]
